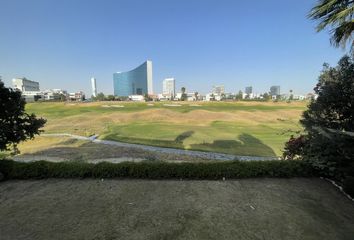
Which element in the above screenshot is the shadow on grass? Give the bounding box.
[60,138,79,145]
[23,132,276,159]
[174,131,194,143]
[103,131,195,149]
[19,141,161,161]
[190,134,276,157]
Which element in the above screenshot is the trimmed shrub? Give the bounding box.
[0,159,315,180]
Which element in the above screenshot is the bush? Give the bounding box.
[0,159,315,180]
[284,133,354,180]
[284,55,354,180]
[343,176,354,198]
[283,135,307,160]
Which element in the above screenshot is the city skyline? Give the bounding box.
[0,0,348,95]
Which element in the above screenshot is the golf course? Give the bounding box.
[20,101,307,158]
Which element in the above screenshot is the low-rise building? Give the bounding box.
[306,93,318,100]
[21,91,43,102]
[157,94,171,101]
[69,91,85,101]
[129,95,145,101]
[186,93,197,101]
[43,89,68,101]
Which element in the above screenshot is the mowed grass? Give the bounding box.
[26,101,306,116]
[24,101,307,156]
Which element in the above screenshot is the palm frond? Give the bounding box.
[309,0,354,48]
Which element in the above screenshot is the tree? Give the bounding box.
[144,93,152,102]
[0,82,46,153]
[107,95,115,101]
[96,92,105,101]
[308,0,354,49]
[284,55,354,179]
[262,92,270,101]
[289,90,294,101]
[59,93,67,101]
[194,92,199,101]
[181,87,187,101]
[235,91,243,100]
[210,93,215,101]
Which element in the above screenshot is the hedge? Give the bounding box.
[0,159,316,180]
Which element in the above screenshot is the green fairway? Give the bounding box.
[24,101,307,156]
[102,121,296,156]
[26,101,306,116]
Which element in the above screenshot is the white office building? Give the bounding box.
[162,78,175,98]
[212,85,225,95]
[91,77,97,97]
[12,77,41,102]
[12,77,40,92]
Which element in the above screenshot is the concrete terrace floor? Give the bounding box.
[0,178,354,240]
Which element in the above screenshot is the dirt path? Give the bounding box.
[0,178,353,240]
[41,133,280,161]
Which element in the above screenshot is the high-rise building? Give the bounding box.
[12,77,40,92]
[162,78,175,97]
[245,86,253,94]
[113,60,153,96]
[212,85,225,95]
[270,86,280,96]
[91,77,97,97]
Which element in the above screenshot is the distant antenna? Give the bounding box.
[91,77,97,97]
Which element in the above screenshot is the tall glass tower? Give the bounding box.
[113,61,153,96]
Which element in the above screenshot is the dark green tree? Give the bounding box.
[284,55,354,179]
[144,93,152,102]
[107,95,115,101]
[59,93,67,101]
[194,92,198,101]
[235,90,243,100]
[181,87,187,101]
[210,93,215,101]
[0,82,46,153]
[96,92,105,101]
[289,90,294,101]
[262,92,270,101]
[309,0,354,49]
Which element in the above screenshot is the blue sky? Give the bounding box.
[0,0,347,95]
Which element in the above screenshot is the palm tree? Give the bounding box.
[194,92,198,101]
[289,89,294,100]
[181,87,187,101]
[308,0,354,49]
